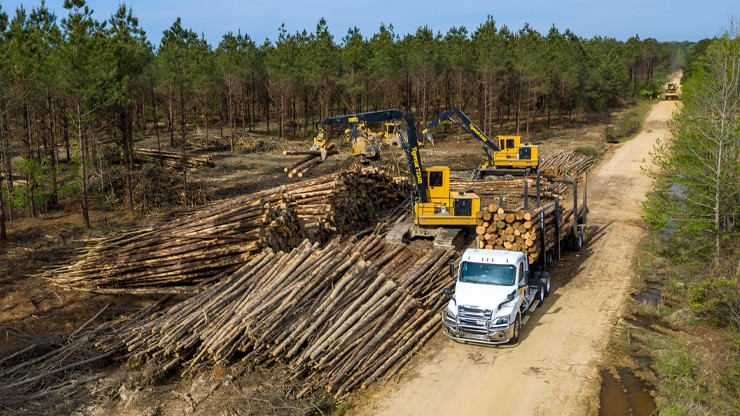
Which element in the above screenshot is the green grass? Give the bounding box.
[575,146,599,159]
[622,233,740,415]
[652,338,707,415]
[605,101,653,143]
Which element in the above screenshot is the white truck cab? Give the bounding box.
[442,248,551,345]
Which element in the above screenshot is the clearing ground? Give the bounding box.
[0,101,659,415]
[349,95,680,415]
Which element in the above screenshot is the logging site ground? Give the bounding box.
[0,89,680,416]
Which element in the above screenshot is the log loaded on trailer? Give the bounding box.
[441,173,588,345]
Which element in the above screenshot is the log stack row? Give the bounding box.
[135,148,215,169]
[45,168,407,293]
[98,234,455,398]
[283,144,339,177]
[450,177,555,211]
[45,188,304,293]
[284,167,408,241]
[539,150,595,177]
[474,200,587,264]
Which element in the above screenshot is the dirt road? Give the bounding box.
[352,99,680,416]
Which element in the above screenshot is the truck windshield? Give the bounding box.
[459,261,516,286]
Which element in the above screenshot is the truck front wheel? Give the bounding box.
[509,314,521,344]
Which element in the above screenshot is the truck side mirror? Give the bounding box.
[442,288,451,299]
[448,262,455,279]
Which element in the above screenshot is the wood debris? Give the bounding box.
[283,144,338,177]
[135,148,215,170]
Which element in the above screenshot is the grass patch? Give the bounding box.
[608,233,740,415]
[605,101,653,143]
[575,146,600,159]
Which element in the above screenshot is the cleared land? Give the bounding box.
[350,96,679,416]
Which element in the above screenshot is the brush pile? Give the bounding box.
[135,148,214,170]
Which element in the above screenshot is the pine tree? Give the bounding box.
[644,31,740,264]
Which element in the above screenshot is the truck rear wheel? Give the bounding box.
[538,282,545,303]
[509,314,521,344]
[541,272,551,297]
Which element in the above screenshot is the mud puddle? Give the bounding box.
[624,314,662,331]
[632,281,661,306]
[599,368,656,416]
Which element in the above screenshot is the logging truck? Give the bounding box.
[442,249,549,344]
[441,174,588,345]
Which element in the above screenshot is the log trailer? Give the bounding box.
[441,175,588,345]
[421,108,539,177]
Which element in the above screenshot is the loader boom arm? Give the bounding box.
[319,110,428,203]
[421,107,500,161]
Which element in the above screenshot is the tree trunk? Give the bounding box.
[0,181,6,241]
[47,95,58,209]
[168,83,175,147]
[63,115,71,162]
[204,93,209,146]
[119,105,134,213]
[516,77,522,135]
[150,78,161,151]
[77,101,90,231]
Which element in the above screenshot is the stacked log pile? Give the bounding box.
[98,234,455,398]
[283,144,338,177]
[286,168,408,240]
[539,150,594,176]
[135,148,215,169]
[44,188,303,294]
[450,177,552,210]
[475,202,563,264]
[45,168,407,293]
[474,200,586,264]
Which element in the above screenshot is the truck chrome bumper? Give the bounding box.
[441,312,513,345]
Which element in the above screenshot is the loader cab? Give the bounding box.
[425,167,449,201]
[414,166,480,226]
[495,135,522,159]
[384,122,396,136]
[491,135,539,171]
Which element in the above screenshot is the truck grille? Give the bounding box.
[458,305,493,335]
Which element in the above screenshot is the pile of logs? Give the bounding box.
[474,200,586,264]
[539,150,594,177]
[45,168,407,293]
[451,177,557,211]
[98,234,455,398]
[135,148,215,170]
[287,168,408,240]
[283,144,339,177]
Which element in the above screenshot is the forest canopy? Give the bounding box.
[0,1,683,234]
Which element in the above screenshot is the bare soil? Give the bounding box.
[0,103,659,415]
[348,99,680,415]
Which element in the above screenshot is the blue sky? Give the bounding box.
[1,0,736,46]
